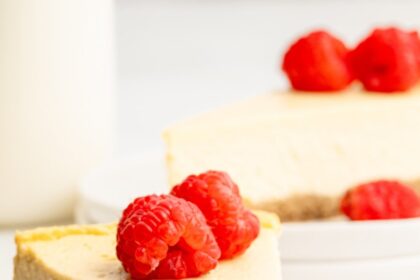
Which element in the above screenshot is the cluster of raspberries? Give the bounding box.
[282,27,420,92]
[116,171,260,279]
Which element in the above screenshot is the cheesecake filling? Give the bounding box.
[14,212,281,280]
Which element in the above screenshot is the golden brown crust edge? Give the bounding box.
[14,250,67,280]
[408,179,420,195]
[252,179,420,222]
[250,194,340,222]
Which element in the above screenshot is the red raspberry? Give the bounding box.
[171,171,260,259]
[340,180,420,221]
[409,31,420,73]
[349,27,420,92]
[282,30,353,92]
[116,195,221,279]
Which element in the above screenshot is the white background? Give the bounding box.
[3,0,420,278]
[116,0,420,154]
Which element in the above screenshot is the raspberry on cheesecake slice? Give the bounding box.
[14,171,281,280]
[13,211,281,280]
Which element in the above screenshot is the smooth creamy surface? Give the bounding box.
[164,87,420,205]
[14,212,281,279]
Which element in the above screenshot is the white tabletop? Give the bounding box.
[1,230,16,279]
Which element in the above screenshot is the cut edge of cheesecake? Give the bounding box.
[14,224,118,280]
[14,211,281,280]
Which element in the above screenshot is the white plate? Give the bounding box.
[77,153,420,261]
[283,255,420,280]
[282,217,420,261]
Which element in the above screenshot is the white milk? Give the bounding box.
[0,0,115,225]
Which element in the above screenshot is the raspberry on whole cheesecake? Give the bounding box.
[340,180,420,221]
[409,30,420,74]
[171,171,260,259]
[116,194,221,279]
[349,27,420,92]
[282,30,354,92]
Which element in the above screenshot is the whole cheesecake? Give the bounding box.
[164,86,420,220]
[14,211,281,280]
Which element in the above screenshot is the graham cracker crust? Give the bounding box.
[252,179,420,222]
[251,194,340,222]
[407,179,420,195]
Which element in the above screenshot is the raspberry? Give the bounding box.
[282,30,353,92]
[340,180,420,221]
[349,27,420,92]
[171,171,260,259]
[409,31,420,73]
[116,195,221,279]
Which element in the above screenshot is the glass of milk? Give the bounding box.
[0,0,115,225]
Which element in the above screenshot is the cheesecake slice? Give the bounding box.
[14,211,281,280]
[164,87,420,220]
